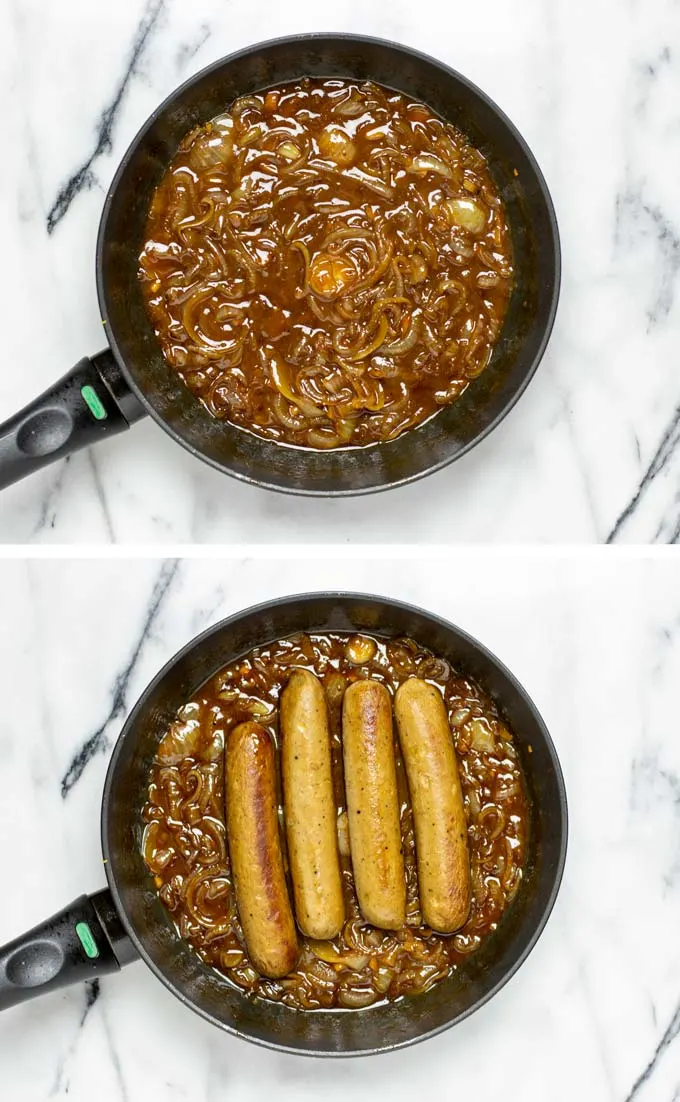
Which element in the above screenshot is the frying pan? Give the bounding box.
[0,34,560,496]
[0,593,567,1056]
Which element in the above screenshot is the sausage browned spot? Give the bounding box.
[342,680,406,929]
[224,721,299,978]
[394,678,471,933]
[280,669,345,939]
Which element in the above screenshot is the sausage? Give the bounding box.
[280,669,345,938]
[394,678,471,933]
[342,680,405,929]
[224,721,299,978]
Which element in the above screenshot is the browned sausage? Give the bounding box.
[342,680,405,929]
[394,678,471,933]
[280,669,345,938]
[225,721,299,978]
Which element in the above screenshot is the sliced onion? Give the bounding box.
[337,986,378,1008]
[469,719,496,753]
[451,706,471,726]
[318,125,356,166]
[336,810,350,857]
[232,95,264,115]
[199,726,224,763]
[467,788,482,819]
[183,868,224,928]
[374,968,394,994]
[332,91,365,118]
[308,251,357,299]
[382,315,420,356]
[182,290,244,356]
[220,948,245,968]
[291,239,311,286]
[341,952,369,970]
[408,255,428,284]
[344,167,394,198]
[240,124,263,146]
[309,940,340,964]
[177,195,217,232]
[143,824,174,873]
[271,359,324,418]
[345,635,377,663]
[350,228,394,293]
[157,719,202,763]
[272,393,305,430]
[333,315,388,362]
[278,141,301,161]
[325,672,348,709]
[436,131,463,164]
[188,133,233,170]
[440,197,488,234]
[307,427,341,448]
[409,154,453,178]
[335,417,356,442]
[368,145,405,162]
[479,805,506,841]
[322,226,374,247]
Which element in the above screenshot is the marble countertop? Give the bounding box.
[0,552,678,1099]
[3,0,680,543]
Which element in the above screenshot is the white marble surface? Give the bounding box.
[2,0,680,543]
[0,553,678,1099]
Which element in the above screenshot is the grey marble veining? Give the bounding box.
[2,0,680,543]
[0,555,679,1099]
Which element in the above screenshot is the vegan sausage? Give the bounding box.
[394,678,471,933]
[342,680,406,929]
[225,721,299,978]
[280,669,345,938]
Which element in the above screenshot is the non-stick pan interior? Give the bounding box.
[102,594,567,1055]
[97,34,559,495]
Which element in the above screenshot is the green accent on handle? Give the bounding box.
[81,385,108,421]
[75,921,100,960]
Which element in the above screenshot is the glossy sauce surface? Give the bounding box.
[142,633,529,1010]
[139,80,513,449]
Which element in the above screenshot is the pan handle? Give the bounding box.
[0,349,146,491]
[0,889,138,1010]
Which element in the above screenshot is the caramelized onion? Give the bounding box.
[157,718,202,764]
[409,153,453,178]
[332,90,366,117]
[382,314,420,355]
[337,987,379,1009]
[469,719,497,753]
[318,125,356,165]
[345,635,377,664]
[139,78,513,449]
[344,167,394,198]
[440,197,488,234]
[270,358,324,417]
[188,133,233,169]
[309,251,358,299]
[307,427,341,448]
[336,810,350,857]
[338,315,389,361]
[278,141,301,161]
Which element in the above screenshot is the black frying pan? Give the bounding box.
[0,34,560,496]
[0,593,567,1056]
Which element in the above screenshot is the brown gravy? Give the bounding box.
[139,80,513,449]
